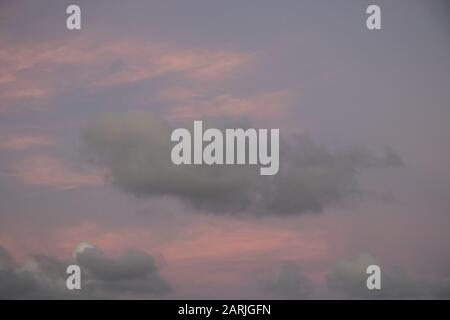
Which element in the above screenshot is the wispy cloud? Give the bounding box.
[0,135,55,151]
[13,155,104,190]
[166,90,291,121]
[0,36,251,113]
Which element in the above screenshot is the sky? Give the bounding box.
[1,0,450,299]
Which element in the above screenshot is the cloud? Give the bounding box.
[0,135,55,151]
[73,243,171,297]
[82,111,402,216]
[13,155,104,190]
[266,262,312,299]
[326,253,450,299]
[0,243,171,299]
[0,247,69,299]
[166,90,291,121]
[0,36,250,113]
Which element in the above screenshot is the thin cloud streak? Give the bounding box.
[13,155,104,190]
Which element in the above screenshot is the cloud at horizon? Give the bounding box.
[0,243,171,299]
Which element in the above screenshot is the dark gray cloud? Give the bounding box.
[263,254,450,300]
[75,244,170,296]
[82,111,402,216]
[265,262,312,299]
[0,246,74,299]
[326,253,450,299]
[0,243,170,299]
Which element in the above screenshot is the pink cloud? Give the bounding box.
[12,155,104,190]
[166,90,292,121]
[0,212,352,297]
[0,36,251,113]
[92,43,250,87]
[0,135,55,151]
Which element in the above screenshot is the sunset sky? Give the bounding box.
[1,0,450,299]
